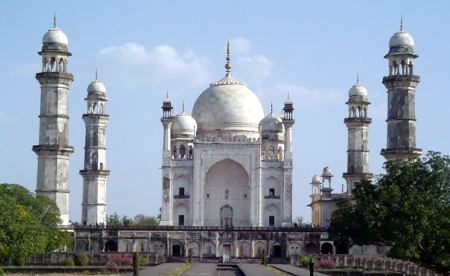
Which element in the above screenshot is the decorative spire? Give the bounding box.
[166,90,169,98]
[225,40,232,75]
[95,68,98,81]
[182,101,185,112]
[270,102,273,113]
[400,15,403,31]
[54,12,57,28]
[356,73,359,84]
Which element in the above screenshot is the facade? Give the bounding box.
[308,22,419,227]
[80,74,110,226]
[32,19,74,225]
[160,44,294,227]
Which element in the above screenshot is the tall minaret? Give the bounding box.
[160,92,174,226]
[32,17,73,225]
[80,73,110,226]
[282,94,294,227]
[343,77,373,193]
[381,20,422,160]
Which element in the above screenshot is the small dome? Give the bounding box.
[43,27,68,45]
[311,175,321,184]
[172,110,197,135]
[389,30,414,48]
[87,81,106,94]
[322,167,332,175]
[284,96,293,105]
[349,83,367,97]
[259,112,284,132]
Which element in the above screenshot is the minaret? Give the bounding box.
[381,20,422,160]
[160,92,174,226]
[32,17,73,225]
[343,77,373,193]
[80,72,110,226]
[282,94,294,227]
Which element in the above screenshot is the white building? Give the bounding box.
[159,43,295,227]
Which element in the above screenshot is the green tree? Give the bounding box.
[328,152,450,274]
[0,184,71,265]
[133,214,159,226]
[106,212,122,226]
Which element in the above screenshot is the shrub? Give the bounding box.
[61,258,75,266]
[13,257,25,266]
[133,251,140,276]
[301,256,315,268]
[74,253,88,266]
[139,256,149,267]
[0,268,4,276]
[106,261,118,273]
[82,270,91,275]
[317,258,337,269]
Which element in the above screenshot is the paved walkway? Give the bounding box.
[180,263,217,276]
[271,264,329,276]
[123,263,181,276]
[237,263,279,276]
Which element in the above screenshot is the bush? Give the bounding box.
[82,270,91,275]
[61,258,75,266]
[139,256,149,267]
[301,256,315,268]
[317,258,337,269]
[13,257,25,266]
[0,268,4,276]
[74,253,88,266]
[133,251,140,276]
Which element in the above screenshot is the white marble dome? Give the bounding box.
[322,167,332,175]
[172,111,197,135]
[260,112,284,132]
[192,74,264,135]
[389,30,414,48]
[311,175,321,184]
[43,27,68,45]
[349,83,367,97]
[87,81,106,94]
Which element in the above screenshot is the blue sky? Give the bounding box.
[1,1,450,223]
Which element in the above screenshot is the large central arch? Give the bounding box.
[204,159,250,226]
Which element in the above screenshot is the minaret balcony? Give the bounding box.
[264,195,280,199]
[344,117,372,124]
[32,144,74,154]
[382,75,420,88]
[79,169,111,176]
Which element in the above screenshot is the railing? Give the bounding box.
[264,195,281,199]
[72,225,327,232]
[174,195,190,199]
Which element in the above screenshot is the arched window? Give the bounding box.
[179,145,186,159]
[220,205,233,227]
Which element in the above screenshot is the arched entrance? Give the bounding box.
[105,240,117,252]
[321,242,333,254]
[204,159,250,226]
[305,242,318,254]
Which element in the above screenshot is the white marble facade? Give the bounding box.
[160,47,295,227]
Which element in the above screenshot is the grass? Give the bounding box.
[160,263,195,276]
[262,265,293,276]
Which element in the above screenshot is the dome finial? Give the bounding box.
[182,101,185,112]
[270,102,273,113]
[356,73,359,84]
[400,15,403,31]
[166,90,169,98]
[54,12,57,28]
[95,68,98,81]
[225,40,232,75]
